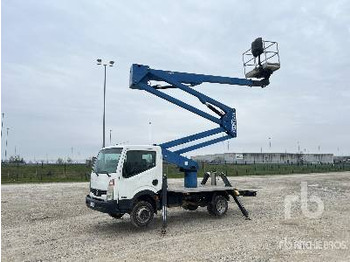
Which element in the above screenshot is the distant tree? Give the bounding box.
[66,157,73,164]
[8,155,25,164]
[56,158,64,164]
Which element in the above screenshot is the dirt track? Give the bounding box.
[2,172,350,261]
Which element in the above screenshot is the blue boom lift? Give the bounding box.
[86,38,280,230]
[130,38,280,188]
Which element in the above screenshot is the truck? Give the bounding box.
[86,38,280,230]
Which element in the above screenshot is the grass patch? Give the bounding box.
[164,162,350,178]
[1,163,91,184]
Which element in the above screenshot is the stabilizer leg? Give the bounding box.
[232,194,251,220]
[200,172,211,185]
[219,172,251,220]
[161,174,168,235]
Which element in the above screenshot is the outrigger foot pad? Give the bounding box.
[161,228,167,235]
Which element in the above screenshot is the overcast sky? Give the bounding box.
[2,0,350,162]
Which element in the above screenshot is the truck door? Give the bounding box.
[90,148,122,200]
[118,149,162,200]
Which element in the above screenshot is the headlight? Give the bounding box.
[106,179,115,200]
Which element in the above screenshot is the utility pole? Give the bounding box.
[1,113,4,161]
[5,128,9,161]
[110,129,112,145]
[97,59,115,148]
[1,113,4,137]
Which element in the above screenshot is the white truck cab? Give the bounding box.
[86,145,163,225]
[89,145,162,200]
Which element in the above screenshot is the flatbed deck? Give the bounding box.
[167,184,235,193]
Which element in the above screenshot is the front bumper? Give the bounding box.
[86,195,120,214]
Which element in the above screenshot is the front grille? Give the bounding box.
[90,188,107,196]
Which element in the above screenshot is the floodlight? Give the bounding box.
[251,38,264,58]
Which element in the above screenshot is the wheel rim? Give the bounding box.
[216,199,227,214]
[136,207,151,223]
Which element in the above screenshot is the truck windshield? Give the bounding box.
[94,148,122,174]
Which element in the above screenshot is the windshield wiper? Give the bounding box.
[96,171,111,177]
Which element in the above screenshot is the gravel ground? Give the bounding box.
[1,172,350,262]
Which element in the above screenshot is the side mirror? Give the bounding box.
[251,37,264,57]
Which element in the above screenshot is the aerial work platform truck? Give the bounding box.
[86,38,280,230]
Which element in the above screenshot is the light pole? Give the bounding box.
[109,129,112,145]
[97,59,114,148]
[148,121,152,144]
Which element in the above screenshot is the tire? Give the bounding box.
[183,204,198,211]
[207,204,215,215]
[109,213,124,219]
[207,195,228,217]
[130,201,154,228]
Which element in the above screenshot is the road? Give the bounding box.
[2,172,350,261]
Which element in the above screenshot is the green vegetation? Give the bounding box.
[1,163,91,184]
[1,162,350,184]
[164,162,350,178]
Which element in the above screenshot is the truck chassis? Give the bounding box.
[86,172,256,231]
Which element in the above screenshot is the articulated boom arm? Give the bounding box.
[129,63,270,187]
[129,39,279,187]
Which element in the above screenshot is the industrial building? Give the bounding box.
[192,153,334,165]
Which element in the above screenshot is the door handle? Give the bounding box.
[152,179,158,186]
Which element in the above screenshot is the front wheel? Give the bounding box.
[130,201,154,228]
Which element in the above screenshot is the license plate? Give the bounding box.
[90,201,95,207]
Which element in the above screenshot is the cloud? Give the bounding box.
[2,0,350,161]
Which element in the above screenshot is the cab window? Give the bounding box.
[123,150,156,178]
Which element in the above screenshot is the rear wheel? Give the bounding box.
[130,201,154,228]
[207,195,228,217]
